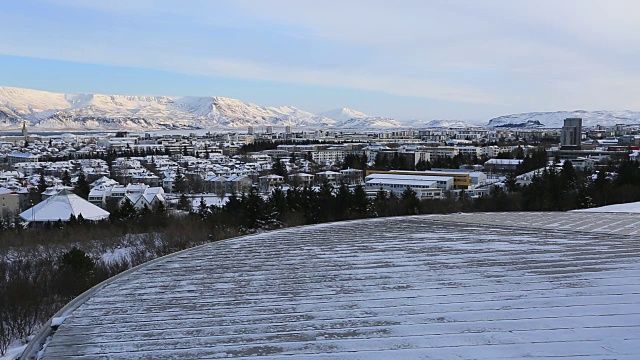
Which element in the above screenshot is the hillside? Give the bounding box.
[487,110,640,128]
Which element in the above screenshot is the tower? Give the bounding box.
[21,121,28,139]
[561,118,582,150]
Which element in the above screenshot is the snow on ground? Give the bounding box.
[36,213,640,359]
[573,201,640,213]
[1,342,26,360]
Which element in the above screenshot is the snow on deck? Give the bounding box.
[573,201,640,214]
[41,213,640,359]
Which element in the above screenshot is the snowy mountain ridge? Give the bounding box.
[487,110,640,128]
[3,86,639,131]
[0,86,401,130]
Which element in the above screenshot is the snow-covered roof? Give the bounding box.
[484,158,524,165]
[19,190,110,222]
[34,212,640,358]
[366,173,452,183]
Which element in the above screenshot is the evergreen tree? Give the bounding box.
[373,189,388,216]
[62,170,72,186]
[400,187,421,215]
[350,185,369,218]
[37,172,47,194]
[119,198,138,220]
[415,159,431,171]
[177,194,191,211]
[173,168,188,193]
[75,171,90,199]
[197,197,209,218]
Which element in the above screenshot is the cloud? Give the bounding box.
[3,0,640,114]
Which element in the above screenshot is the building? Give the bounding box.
[483,158,523,173]
[0,187,19,215]
[8,151,40,167]
[339,169,364,185]
[21,121,29,142]
[315,171,341,186]
[19,189,110,222]
[308,149,364,164]
[289,173,314,187]
[120,188,166,210]
[88,184,165,209]
[258,174,284,192]
[365,173,453,191]
[561,118,583,150]
[367,170,468,189]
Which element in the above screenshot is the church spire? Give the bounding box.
[21,121,28,138]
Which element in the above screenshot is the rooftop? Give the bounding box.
[29,212,640,359]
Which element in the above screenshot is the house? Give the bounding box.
[289,173,314,187]
[339,169,364,185]
[226,174,253,194]
[0,187,19,215]
[120,189,165,210]
[89,184,165,209]
[259,175,284,192]
[315,171,341,186]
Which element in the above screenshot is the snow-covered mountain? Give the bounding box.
[487,110,640,128]
[318,108,369,122]
[403,119,478,128]
[318,107,402,129]
[0,87,405,131]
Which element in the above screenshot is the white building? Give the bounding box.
[89,183,165,209]
[364,173,450,200]
[20,189,110,222]
[366,173,454,191]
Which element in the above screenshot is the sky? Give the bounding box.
[1,0,639,121]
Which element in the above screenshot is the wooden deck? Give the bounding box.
[40,213,640,359]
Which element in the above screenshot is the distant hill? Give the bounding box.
[487,110,640,128]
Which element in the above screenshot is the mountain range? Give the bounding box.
[0,86,402,131]
[487,110,640,128]
[1,86,639,131]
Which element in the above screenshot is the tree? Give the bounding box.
[118,198,138,220]
[75,171,90,199]
[62,170,72,186]
[197,197,209,218]
[177,194,191,211]
[400,187,421,215]
[415,159,431,171]
[37,171,47,194]
[272,159,288,179]
[173,168,188,194]
[58,247,95,297]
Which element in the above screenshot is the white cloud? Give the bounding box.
[3,0,640,115]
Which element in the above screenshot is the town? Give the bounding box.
[0,118,638,224]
